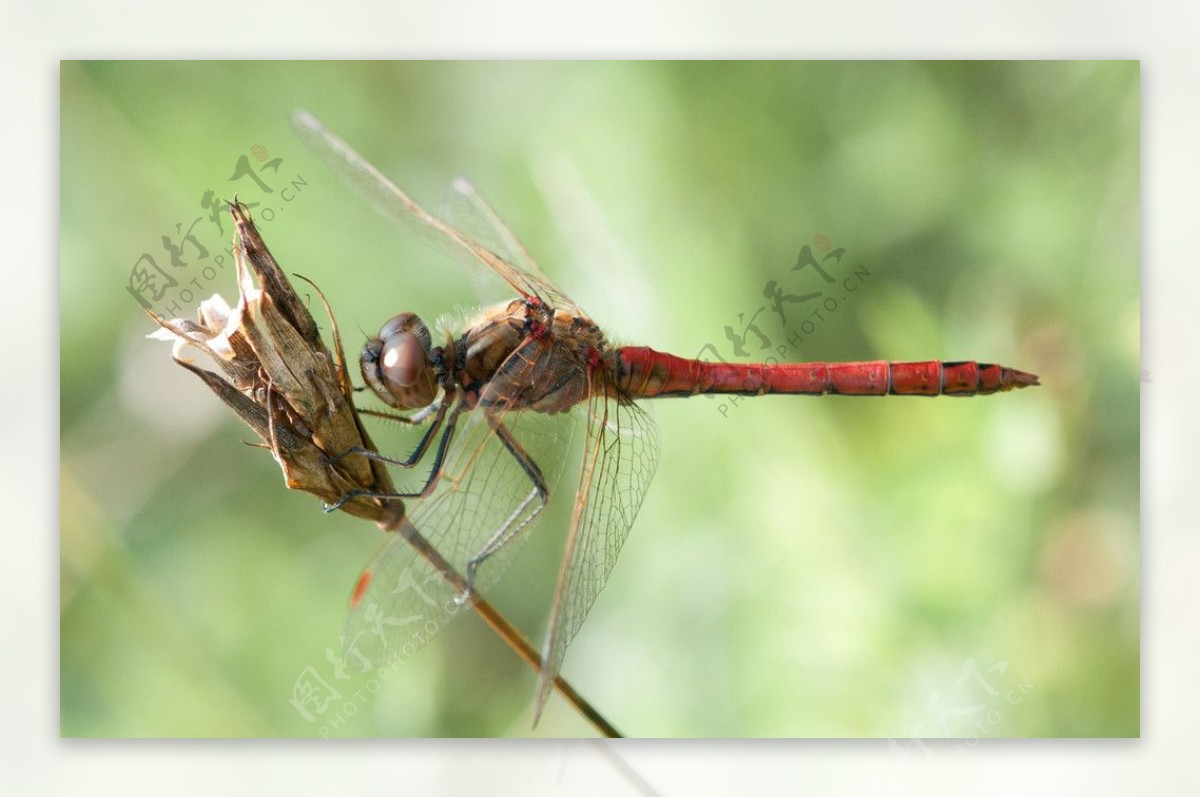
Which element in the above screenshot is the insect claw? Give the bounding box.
[453,559,485,607]
[323,491,359,513]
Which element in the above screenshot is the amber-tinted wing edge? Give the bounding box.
[292,110,568,311]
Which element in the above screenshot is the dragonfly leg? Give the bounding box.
[322,397,466,512]
[457,414,549,602]
[359,401,442,426]
[324,391,451,468]
[326,396,449,470]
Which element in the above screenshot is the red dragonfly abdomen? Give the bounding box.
[615,347,1039,398]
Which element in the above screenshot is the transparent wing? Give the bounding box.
[291,110,563,309]
[441,178,582,314]
[343,338,583,670]
[534,382,661,718]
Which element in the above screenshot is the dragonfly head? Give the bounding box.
[362,312,438,409]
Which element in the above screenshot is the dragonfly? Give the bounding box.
[291,111,1040,724]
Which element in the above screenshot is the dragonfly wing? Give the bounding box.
[344,338,581,670]
[291,111,554,307]
[342,525,457,670]
[442,178,582,315]
[534,381,661,720]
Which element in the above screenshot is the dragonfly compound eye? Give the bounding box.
[381,332,425,387]
[377,312,432,351]
[377,330,437,409]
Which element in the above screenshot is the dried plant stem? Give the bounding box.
[386,515,622,738]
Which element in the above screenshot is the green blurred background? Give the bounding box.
[60,61,1138,738]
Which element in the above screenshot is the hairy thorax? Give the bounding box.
[450,298,614,414]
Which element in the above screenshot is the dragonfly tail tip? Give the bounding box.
[1004,367,1040,390]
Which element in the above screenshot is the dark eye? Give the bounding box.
[380,331,426,391]
[362,312,437,409]
[378,312,431,350]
